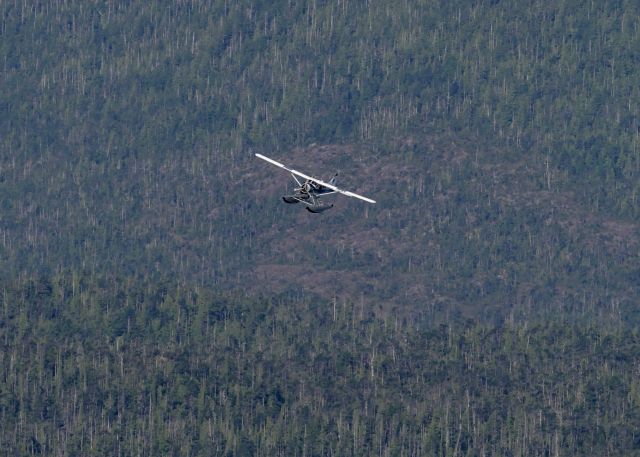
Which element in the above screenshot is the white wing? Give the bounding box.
[255,153,376,204]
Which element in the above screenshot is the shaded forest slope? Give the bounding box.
[0,275,638,456]
[1,1,639,321]
[243,140,639,322]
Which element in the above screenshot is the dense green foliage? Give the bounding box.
[0,0,638,318]
[2,0,640,207]
[1,2,639,454]
[1,274,639,456]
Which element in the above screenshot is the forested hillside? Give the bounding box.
[1,274,639,456]
[2,1,640,455]
[1,0,639,320]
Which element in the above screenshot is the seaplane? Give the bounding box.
[255,153,376,213]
